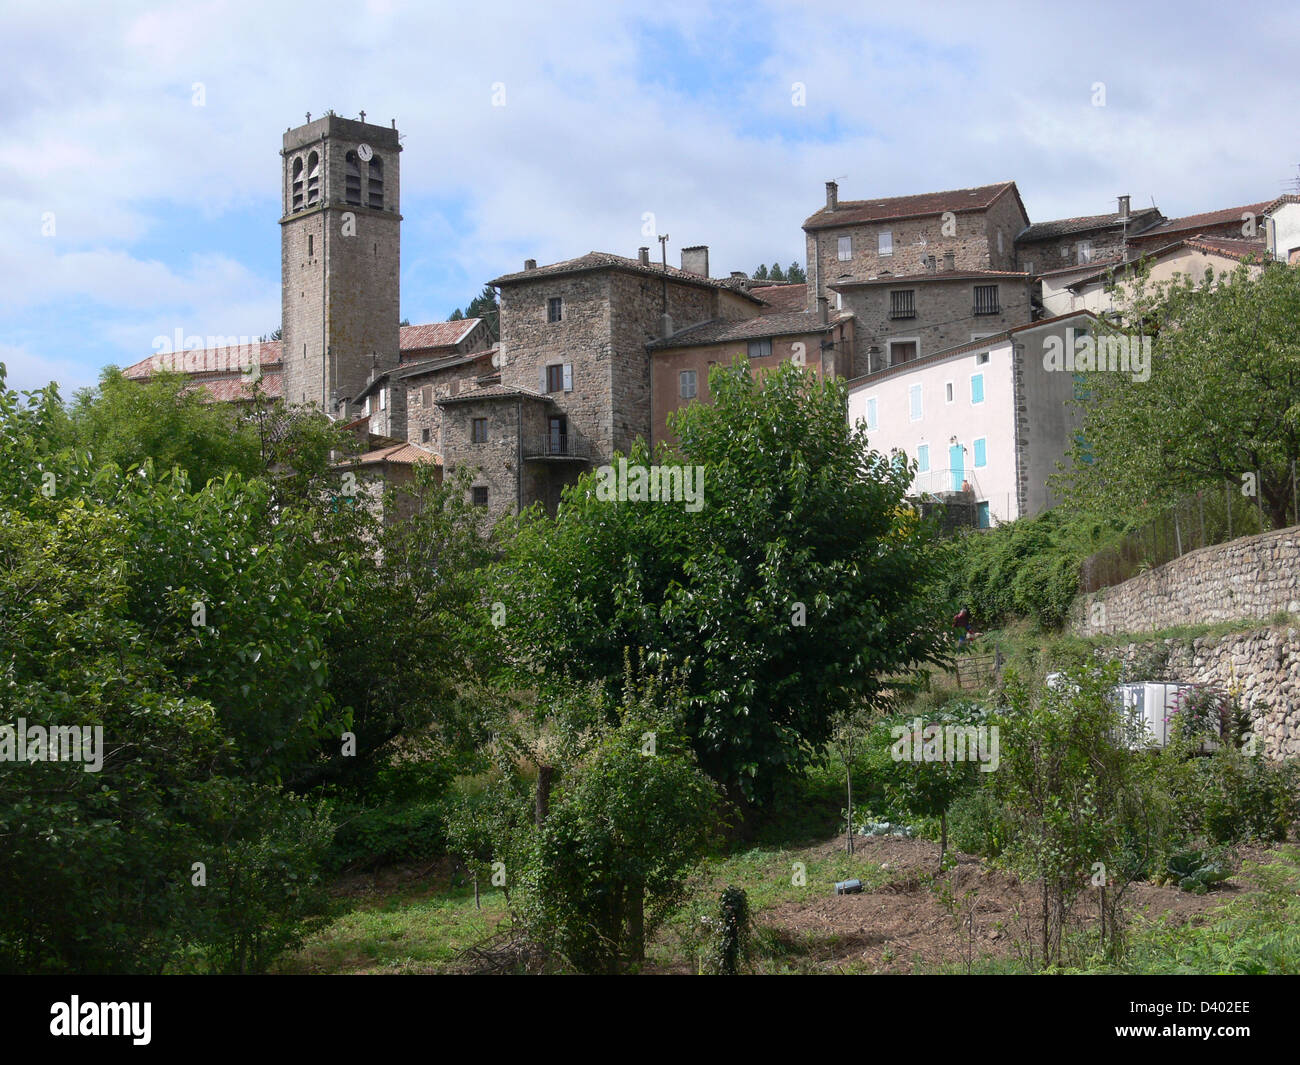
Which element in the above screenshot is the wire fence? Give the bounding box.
[1079,464,1300,594]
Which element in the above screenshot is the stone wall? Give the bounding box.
[837,275,1032,374]
[1072,525,1300,637]
[1097,626,1300,759]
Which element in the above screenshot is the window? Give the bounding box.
[291,157,304,211]
[945,382,954,403]
[421,385,432,407]
[345,151,362,205]
[997,229,1004,255]
[307,234,313,257]
[837,235,852,261]
[977,501,990,529]
[548,415,568,455]
[909,383,923,422]
[547,297,563,323]
[917,444,930,473]
[976,351,990,365]
[680,369,697,398]
[864,397,878,430]
[421,428,431,443]
[544,363,571,393]
[472,417,487,443]
[367,156,384,209]
[306,152,320,205]
[971,373,985,404]
[471,486,488,507]
[1076,240,1093,265]
[378,387,385,411]
[888,339,917,365]
[973,285,1000,315]
[835,292,843,311]
[974,438,987,467]
[889,289,916,319]
[747,339,773,359]
[878,231,893,256]
[1023,260,1034,276]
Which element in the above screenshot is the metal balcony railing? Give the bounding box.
[523,436,592,461]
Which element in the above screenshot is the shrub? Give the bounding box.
[947,785,1010,858]
[1196,747,1300,844]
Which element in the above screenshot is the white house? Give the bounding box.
[1265,195,1300,263]
[846,312,1099,526]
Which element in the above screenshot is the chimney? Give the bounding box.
[943,250,955,271]
[925,254,937,272]
[817,296,829,325]
[659,313,674,339]
[681,245,709,277]
[638,246,650,266]
[825,181,838,211]
[730,271,748,279]
[1118,194,1131,220]
[524,258,537,271]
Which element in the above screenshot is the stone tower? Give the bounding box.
[280,114,402,415]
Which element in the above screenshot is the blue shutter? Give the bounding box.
[917,444,929,473]
[971,373,984,404]
[974,438,987,467]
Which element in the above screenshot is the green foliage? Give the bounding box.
[943,510,1123,628]
[947,784,1010,857]
[708,886,752,975]
[494,360,947,802]
[1195,746,1300,844]
[1054,262,1300,529]
[1166,848,1230,894]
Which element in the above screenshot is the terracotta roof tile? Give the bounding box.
[803,182,1020,230]
[1130,202,1272,242]
[1017,208,1162,243]
[750,283,808,313]
[436,383,554,406]
[651,311,834,349]
[399,319,482,350]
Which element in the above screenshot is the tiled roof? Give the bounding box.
[750,283,808,313]
[1017,208,1162,243]
[397,345,499,377]
[650,311,835,349]
[1182,236,1271,260]
[491,252,764,301]
[1130,202,1272,242]
[399,319,482,350]
[436,383,554,406]
[122,340,282,380]
[803,182,1021,230]
[186,372,283,402]
[829,268,1029,289]
[1034,256,1124,279]
[344,442,440,467]
[1262,193,1300,215]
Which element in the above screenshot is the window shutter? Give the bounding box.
[540,365,547,392]
[563,363,573,391]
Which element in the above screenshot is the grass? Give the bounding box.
[275,878,508,974]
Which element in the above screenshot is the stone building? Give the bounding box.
[1013,195,1164,278]
[279,114,402,418]
[648,302,854,450]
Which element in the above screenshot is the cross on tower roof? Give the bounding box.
[359,110,366,122]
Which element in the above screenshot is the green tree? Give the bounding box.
[768,262,786,281]
[494,360,947,803]
[752,264,769,280]
[1054,262,1300,529]
[787,261,807,284]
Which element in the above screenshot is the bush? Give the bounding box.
[947,785,1010,858]
[1196,747,1300,844]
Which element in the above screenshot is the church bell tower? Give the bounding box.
[280,112,401,416]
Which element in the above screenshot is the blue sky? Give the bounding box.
[3,0,1298,395]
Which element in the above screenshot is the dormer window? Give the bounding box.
[291,157,304,211]
[367,156,384,209]
[306,152,320,206]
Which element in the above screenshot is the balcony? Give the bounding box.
[523,435,592,462]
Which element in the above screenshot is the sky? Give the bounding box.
[2,0,1298,395]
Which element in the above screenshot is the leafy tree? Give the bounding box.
[494,360,947,803]
[508,671,719,972]
[1054,262,1300,529]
